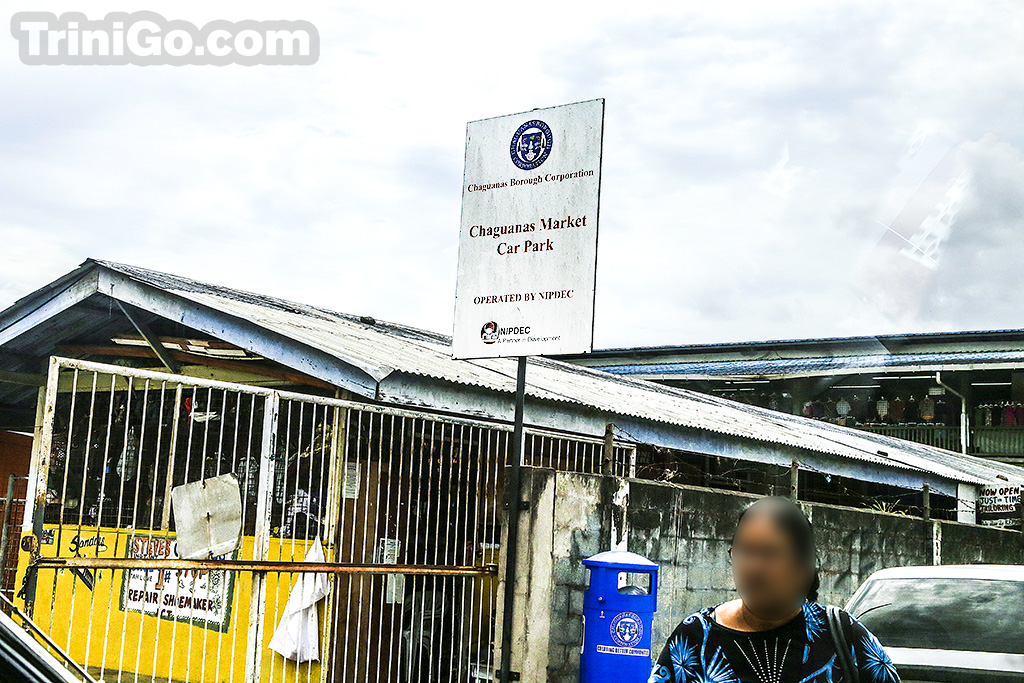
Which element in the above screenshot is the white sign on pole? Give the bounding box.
[452,99,604,359]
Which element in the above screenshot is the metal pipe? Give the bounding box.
[935,372,969,455]
[498,356,527,683]
[790,460,799,501]
[602,422,614,476]
[29,556,499,575]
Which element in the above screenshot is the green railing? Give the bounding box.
[856,424,1024,460]
[971,426,1024,457]
[857,424,962,451]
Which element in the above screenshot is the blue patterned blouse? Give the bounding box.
[650,602,900,683]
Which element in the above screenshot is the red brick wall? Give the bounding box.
[0,430,31,482]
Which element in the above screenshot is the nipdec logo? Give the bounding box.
[481,321,498,344]
[480,321,532,344]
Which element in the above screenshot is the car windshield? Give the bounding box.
[847,577,1024,654]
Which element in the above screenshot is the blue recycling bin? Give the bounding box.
[580,550,659,683]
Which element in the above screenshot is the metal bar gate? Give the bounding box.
[16,356,635,683]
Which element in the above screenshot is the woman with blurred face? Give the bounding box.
[650,497,900,683]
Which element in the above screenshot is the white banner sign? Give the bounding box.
[977,483,1021,528]
[119,534,235,632]
[453,99,604,359]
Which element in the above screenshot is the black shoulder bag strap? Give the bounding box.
[827,605,860,683]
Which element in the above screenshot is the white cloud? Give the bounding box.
[2,0,1024,348]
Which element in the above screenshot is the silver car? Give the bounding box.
[845,564,1024,682]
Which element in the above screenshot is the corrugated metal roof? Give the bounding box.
[86,260,1024,487]
[597,352,1024,377]
[568,327,1024,357]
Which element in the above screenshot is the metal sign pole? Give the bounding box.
[499,356,527,682]
[453,100,603,681]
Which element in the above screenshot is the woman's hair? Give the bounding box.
[732,496,820,602]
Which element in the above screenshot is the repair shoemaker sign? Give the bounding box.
[118,533,236,632]
[452,99,604,359]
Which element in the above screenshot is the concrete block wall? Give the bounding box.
[507,467,1024,683]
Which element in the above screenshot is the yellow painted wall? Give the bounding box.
[16,527,327,683]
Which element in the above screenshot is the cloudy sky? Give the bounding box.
[3,0,1024,349]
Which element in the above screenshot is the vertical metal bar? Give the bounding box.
[452,423,470,680]
[181,385,204,679]
[268,400,294,683]
[146,382,168,531]
[228,393,259,683]
[0,475,16,593]
[364,412,385,682]
[434,422,457,679]
[356,412,380,682]
[296,401,316,683]
[479,429,494,681]
[430,421,444,680]
[469,426,487,682]
[357,412,375,682]
[23,359,59,615]
[244,392,280,683]
[197,388,227,683]
[311,404,330,683]
[99,375,135,679]
[498,356,527,683]
[168,377,196,680]
[26,359,60,537]
[118,378,150,679]
[160,385,184,531]
[67,367,94,626]
[329,409,354,683]
[65,371,92,661]
[374,413,396,681]
[487,429,506,678]
[416,419,438,680]
[341,409,364,683]
[383,414,406,683]
[449,424,465,679]
[136,381,166,683]
[148,384,173,683]
[54,368,80,563]
[299,402,317,683]
[82,372,117,670]
[398,416,417,683]
[319,404,345,683]
[209,387,230,683]
[936,371,970,455]
[283,401,296,558]
[408,419,426,683]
